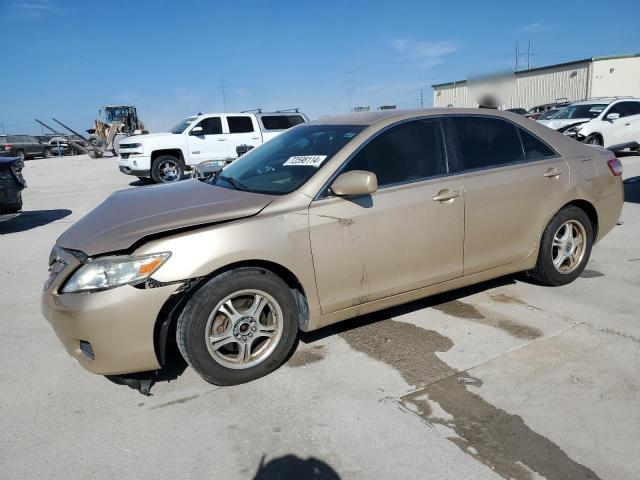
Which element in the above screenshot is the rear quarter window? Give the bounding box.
[518,128,557,160]
[260,115,306,131]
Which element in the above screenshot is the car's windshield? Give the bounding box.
[551,104,606,119]
[207,124,366,195]
[170,117,197,134]
[538,109,559,120]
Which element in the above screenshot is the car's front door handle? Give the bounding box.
[544,168,562,178]
[217,138,227,141]
[432,189,460,202]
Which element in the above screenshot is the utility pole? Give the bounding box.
[515,41,519,71]
[219,75,227,111]
[420,89,424,108]
[345,71,354,113]
[0,121,4,135]
[527,40,531,70]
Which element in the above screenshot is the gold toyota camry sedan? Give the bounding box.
[42,109,624,386]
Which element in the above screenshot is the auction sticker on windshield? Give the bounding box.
[283,155,327,167]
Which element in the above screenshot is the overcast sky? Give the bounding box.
[1,0,639,134]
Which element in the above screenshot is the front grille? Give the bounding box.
[79,340,95,360]
[120,153,130,159]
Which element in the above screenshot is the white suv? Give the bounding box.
[118,111,308,183]
[539,98,640,151]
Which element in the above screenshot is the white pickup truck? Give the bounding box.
[117,111,308,183]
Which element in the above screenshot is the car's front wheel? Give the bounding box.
[585,134,602,146]
[42,148,51,159]
[528,205,593,286]
[151,155,184,183]
[177,268,299,385]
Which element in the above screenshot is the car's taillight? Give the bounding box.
[607,158,623,176]
[3,144,12,151]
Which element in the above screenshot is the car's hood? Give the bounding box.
[57,179,275,256]
[537,118,590,130]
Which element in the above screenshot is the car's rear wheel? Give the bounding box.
[151,155,184,183]
[177,268,299,385]
[16,150,25,160]
[528,206,593,286]
[585,134,602,146]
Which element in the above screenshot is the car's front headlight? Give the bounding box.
[61,252,170,293]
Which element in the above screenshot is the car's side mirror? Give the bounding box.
[331,170,378,196]
[190,126,204,136]
[606,112,620,121]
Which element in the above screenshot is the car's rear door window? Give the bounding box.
[451,117,524,171]
[518,128,557,161]
[227,116,255,133]
[342,118,447,188]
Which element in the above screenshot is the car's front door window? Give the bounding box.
[341,119,448,188]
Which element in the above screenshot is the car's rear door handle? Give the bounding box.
[544,168,562,178]
[432,189,460,202]
[217,138,227,141]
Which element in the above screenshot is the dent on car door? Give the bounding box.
[309,118,464,314]
[448,116,570,275]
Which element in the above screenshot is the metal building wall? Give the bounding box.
[590,57,640,98]
[433,61,591,109]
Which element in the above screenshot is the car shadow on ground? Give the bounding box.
[252,454,341,480]
[299,275,517,344]
[118,275,518,395]
[0,209,72,234]
[615,150,639,158]
[624,176,640,204]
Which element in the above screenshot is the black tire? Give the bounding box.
[528,206,593,286]
[177,267,299,385]
[42,148,51,159]
[0,191,21,214]
[585,134,602,146]
[151,155,184,183]
[136,176,153,184]
[16,150,25,160]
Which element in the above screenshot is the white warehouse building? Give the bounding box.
[432,53,640,110]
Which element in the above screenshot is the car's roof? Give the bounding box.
[307,108,523,126]
[195,111,305,117]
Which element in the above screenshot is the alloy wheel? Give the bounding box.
[551,220,587,274]
[158,159,180,182]
[204,289,283,369]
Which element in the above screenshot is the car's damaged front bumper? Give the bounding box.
[41,246,179,375]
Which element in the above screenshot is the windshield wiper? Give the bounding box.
[218,175,249,191]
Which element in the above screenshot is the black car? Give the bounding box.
[0,135,51,160]
[0,157,26,214]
